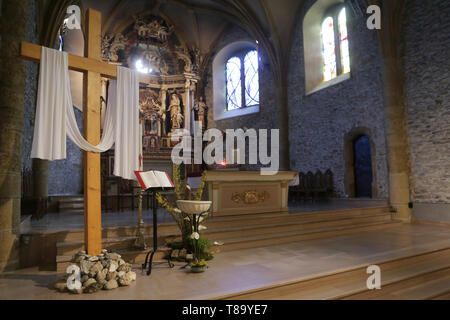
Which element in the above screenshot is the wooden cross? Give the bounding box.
[20,9,149,255]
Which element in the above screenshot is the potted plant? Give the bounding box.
[177,200,212,273]
[190,258,208,273]
[156,166,217,270]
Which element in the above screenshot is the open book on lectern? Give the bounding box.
[134,170,174,190]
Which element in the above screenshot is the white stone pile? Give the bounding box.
[54,249,136,294]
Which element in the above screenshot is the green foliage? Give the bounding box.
[187,237,214,261]
[199,251,214,261]
[188,236,211,252]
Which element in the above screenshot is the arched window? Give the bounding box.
[226,57,242,110]
[57,20,68,51]
[225,49,260,110]
[321,7,350,82]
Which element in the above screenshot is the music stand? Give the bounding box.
[141,187,175,275]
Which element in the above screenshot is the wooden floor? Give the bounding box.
[27,204,399,271]
[2,223,450,300]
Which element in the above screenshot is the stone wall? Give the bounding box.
[204,26,278,170]
[20,0,83,196]
[402,0,450,204]
[48,108,84,195]
[287,1,389,198]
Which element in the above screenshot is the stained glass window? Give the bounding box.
[321,6,351,82]
[226,57,242,110]
[338,7,351,74]
[321,17,337,81]
[244,50,260,107]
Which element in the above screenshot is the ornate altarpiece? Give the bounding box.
[101,14,205,161]
[100,15,204,209]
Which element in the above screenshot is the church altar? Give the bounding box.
[205,171,297,216]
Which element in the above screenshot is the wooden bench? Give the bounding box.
[289,169,334,202]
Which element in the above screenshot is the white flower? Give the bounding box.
[198,216,204,223]
[174,208,181,214]
[190,232,200,240]
[198,225,207,231]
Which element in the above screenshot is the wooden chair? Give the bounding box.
[313,170,325,199]
[118,178,136,211]
[305,171,315,202]
[101,176,117,212]
[324,169,334,197]
[288,172,300,202]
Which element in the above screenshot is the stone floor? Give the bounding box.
[20,198,388,234]
[1,223,449,300]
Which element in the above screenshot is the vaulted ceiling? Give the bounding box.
[78,0,306,76]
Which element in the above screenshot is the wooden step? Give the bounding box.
[56,234,171,256]
[213,247,450,300]
[52,206,390,242]
[56,247,172,272]
[58,196,84,202]
[202,212,392,241]
[430,291,450,300]
[55,223,180,242]
[58,209,85,215]
[56,212,393,256]
[212,220,402,253]
[52,206,394,271]
[119,248,172,265]
[209,206,388,225]
[58,196,85,214]
[341,267,450,300]
[59,202,84,209]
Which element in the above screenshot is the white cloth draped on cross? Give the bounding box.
[31,47,139,180]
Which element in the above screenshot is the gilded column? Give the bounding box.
[182,79,191,133]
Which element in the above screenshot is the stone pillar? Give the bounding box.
[377,0,412,221]
[32,159,48,198]
[189,81,197,133]
[0,0,29,272]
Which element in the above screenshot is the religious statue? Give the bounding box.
[140,88,168,137]
[195,96,207,131]
[168,93,184,131]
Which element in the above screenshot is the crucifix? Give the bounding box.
[20,9,150,255]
